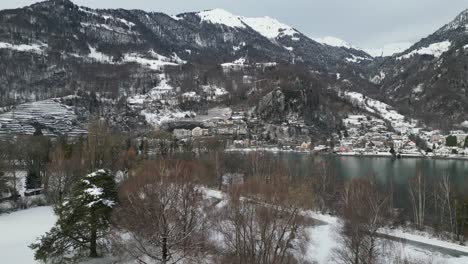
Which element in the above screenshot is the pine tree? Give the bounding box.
[464,136,468,148]
[31,170,117,263]
[446,135,458,147]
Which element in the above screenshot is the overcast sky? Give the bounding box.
[1,0,467,49]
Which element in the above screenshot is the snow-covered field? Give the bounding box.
[0,207,56,264]
[2,195,468,263]
[307,212,468,264]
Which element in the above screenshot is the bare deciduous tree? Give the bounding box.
[111,160,209,264]
[335,176,391,264]
[408,170,427,230]
[215,176,310,264]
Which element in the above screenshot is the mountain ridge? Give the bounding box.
[0,0,467,138]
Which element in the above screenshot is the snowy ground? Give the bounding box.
[3,192,468,264]
[305,212,468,264]
[202,187,468,264]
[0,206,56,264]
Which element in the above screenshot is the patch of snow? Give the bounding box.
[336,73,341,80]
[233,42,246,51]
[397,41,451,60]
[171,14,183,21]
[202,85,228,101]
[143,110,194,126]
[79,7,99,16]
[84,186,104,197]
[345,54,372,63]
[284,46,293,51]
[87,46,112,62]
[123,53,180,70]
[256,62,277,67]
[413,84,424,93]
[197,9,246,29]
[0,42,47,53]
[221,57,247,71]
[0,206,56,264]
[370,71,386,84]
[116,17,136,28]
[364,42,413,57]
[381,227,468,255]
[181,91,200,101]
[461,121,468,128]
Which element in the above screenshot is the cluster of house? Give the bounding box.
[172,111,249,140]
[419,130,468,156]
[337,114,468,157]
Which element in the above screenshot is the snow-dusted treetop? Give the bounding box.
[195,9,299,39]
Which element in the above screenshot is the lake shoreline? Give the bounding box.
[227,148,468,161]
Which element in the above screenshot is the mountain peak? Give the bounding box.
[241,16,298,39]
[439,8,468,32]
[31,0,76,9]
[197,9,246,28]
[195,9,298,39]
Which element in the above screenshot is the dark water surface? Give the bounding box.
[237,153,468,208]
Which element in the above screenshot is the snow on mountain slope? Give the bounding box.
[364,42,413,57]
[438,8,468,32]
[196,9,298,39]
[241,16,298,39]
[197,9,246,29]
[397,41,451,60]
[127,74,195,126]
[313,36,355,49]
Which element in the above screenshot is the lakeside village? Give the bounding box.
[168,92,468,159]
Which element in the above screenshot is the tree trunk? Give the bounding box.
[162,236,168,264]
[90,211,98,258]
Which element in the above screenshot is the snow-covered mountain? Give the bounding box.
[0,0,467,136]
[0,0,372,137]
